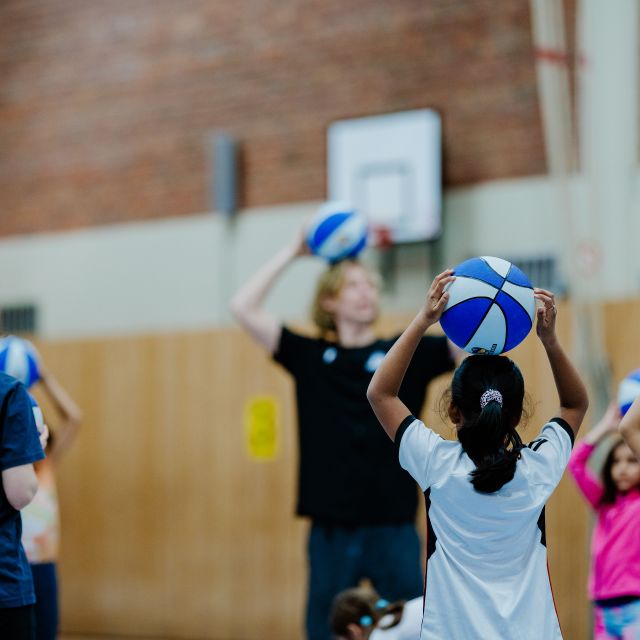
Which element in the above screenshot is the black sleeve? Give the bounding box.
[272,326,317,377]
[395,414,417,453]
[550,416,576,447]
[410,334,455,383]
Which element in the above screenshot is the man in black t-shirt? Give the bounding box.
[230,232,455,640]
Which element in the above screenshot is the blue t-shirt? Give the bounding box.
[0,373,45,608]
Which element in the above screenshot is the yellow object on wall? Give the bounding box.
[244,395,279,461]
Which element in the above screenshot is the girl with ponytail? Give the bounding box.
[367,271,589,639]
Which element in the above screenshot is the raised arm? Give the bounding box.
[367,270,453,441]
[534,289,589,438]
[620,396,640,459]
[568,402,619,507]
[36,364,82,464]
[229,231,308,354]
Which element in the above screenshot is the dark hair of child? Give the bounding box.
[441,355,528,493]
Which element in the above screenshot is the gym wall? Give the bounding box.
[30,301,609,640]
[0,0,549,235]
[0,178,575,339]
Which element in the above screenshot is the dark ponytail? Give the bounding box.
[329,587,405,637]
[450,355,525,493]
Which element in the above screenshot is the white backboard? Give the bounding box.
[328,109,442,244]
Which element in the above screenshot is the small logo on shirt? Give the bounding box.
[322,347,338,364]
[365,351,386,372]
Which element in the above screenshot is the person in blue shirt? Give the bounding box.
[0,372,46,639]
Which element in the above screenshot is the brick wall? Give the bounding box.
[0,0,547,236]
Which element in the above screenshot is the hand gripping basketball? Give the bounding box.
[423,270,455,324]
[534,288,557,345]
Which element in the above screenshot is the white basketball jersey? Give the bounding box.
[398,417,574,639]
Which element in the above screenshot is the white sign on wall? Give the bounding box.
[328,109,442,244]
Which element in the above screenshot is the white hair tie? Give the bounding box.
[480,389,503,409]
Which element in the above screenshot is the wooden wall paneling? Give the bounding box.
[28,298,634,638]
[35,332,307,639]
[604,300,640,384]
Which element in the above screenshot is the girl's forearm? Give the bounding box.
[39,368,82,462]
[369,313,433,400]
[367,269,453,440]
[567,441,603,507]
[543,339,589,413]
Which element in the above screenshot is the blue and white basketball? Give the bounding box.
[440,256,536,355]
[306,202,368,263]
[618,369,640,416]
[0,335,41,388]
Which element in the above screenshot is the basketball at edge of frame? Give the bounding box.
[0,335,41,388]
[618,369,640,416]
[440,256,536,355]
[305,201,368,263]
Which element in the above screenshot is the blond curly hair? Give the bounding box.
[310,260,380,337]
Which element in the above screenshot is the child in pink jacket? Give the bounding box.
[568,402,640,639]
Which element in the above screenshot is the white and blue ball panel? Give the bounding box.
[441,280,499,350]
[440,257,535,355]
[454,256,533,290]
[618,369,640,416]
[306,203,368,262]
[0,336,41,388]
